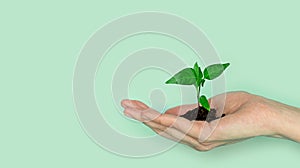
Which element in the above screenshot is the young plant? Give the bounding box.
[165,62,230,111]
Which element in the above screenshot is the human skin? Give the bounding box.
[121,91,300,151]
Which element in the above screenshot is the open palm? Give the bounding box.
[121,91,284,151]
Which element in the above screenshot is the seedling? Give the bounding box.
[165,62,230,121]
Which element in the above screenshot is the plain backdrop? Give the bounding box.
[1,0,299,167]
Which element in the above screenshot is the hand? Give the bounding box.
[121,91,300,151]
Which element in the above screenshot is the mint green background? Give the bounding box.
[1,0,300,167]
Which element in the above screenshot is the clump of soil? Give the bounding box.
[180,106,225,122]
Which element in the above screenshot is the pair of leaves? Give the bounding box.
[165,62,230,111]
[165,62,230,85]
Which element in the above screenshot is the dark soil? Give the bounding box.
[180,106,225,122]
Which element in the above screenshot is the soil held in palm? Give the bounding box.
[180,106,225,122]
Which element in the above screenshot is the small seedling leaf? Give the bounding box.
[199,95,210,111]
[165,68,197,85]
[193,62,203,86]
[204,63,230,80]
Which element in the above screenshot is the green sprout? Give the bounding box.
[165,62,230,111]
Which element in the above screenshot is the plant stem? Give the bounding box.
[196,85,201,109]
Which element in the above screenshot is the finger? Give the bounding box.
[143,120,167,131]
[165,104,198,116]
[121,99,149,110]
[146,122,180,142]
[148,122,202,148]
[124,103,219,144]
[123,105,199,146]
[143,106,246,144]
[145,117,242,151]
[152,126,196,147]
[151,119,248,151]
[153,128,201,148]
[143,112,206,141]
[149,121,243,151]
[195,139,244,151]
[154,122,244,151]
[152,128,180,142]
[124,106,160,122]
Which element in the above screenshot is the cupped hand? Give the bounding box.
[121,91,291,151]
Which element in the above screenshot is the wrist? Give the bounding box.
[272,105,300,142]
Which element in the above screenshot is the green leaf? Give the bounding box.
[165,68,197,85]
[193,62,203,86]
[199,95,210,111]
[204,63,230,80]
